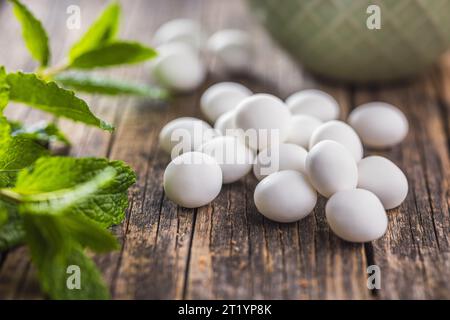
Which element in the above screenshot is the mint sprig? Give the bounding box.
[0,0,146,299]
[0,157,136,299]
[3,0,165,134]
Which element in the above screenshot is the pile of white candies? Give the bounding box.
[149,19,252,92]
[154,21,410,244]
[160,82,410,243]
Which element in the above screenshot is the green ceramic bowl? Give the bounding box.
[247,0,450,83]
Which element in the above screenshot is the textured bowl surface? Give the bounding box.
[248,0,450,83]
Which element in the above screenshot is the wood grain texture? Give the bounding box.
[353,76,450,299]
[0,0,449,300]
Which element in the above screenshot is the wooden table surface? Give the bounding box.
[0,0,449,300]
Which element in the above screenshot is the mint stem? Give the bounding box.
[0,189,22,204]
[38,62,69,80]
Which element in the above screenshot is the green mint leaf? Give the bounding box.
[69,1,121,61]
[0,201,25,251]
[15,166,117,216]
[69,41,156,69]
[9,0,50,66]
[61,213,119,253]
[55,72,169,99]
[0,116,48,188]
[0,203,7,227]
[8,168,118,251]
[13,157,136,227]
[23,214,110,299]
[3,159,127,299]
[6,72,113,131]
[10,120,71,147]
[0,66,9,111]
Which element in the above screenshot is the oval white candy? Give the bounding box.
[253,143,307,181]
[214,110,236,135]
[198,136,254,184]
[159,117,214,156]
[286,89,340,121]
[326,189,388,242]
[163,152,222,208]
[201,82,252,122]
[358,156,408,209]
[207,29,252,72]
[153,19,205,50]
[348,102,409,148]
[234,94,291,150]
[309,120,363,162]
[286,115,323,149]
[151,43,206,92]
[306,140,358,198]
[254,170,317,223]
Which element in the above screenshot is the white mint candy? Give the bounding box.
[234,94,291,150]
[254,170,317,223]
[286,115,322,149]
[198,136,254,184]
[326,189,388,243]
[306,140,358,198]
[309,120,363,162]
[164,152,222,208]
[214,111,247,144]
[201,82,252,122]
[253,143,307,181]
[153,19,205,50]
[348,102,409,148]
[151,43,206,92]
[214,110,236,135]
[286,89,340,121]
[207,29,252,72]
[159,117,214,156]
[358,156,408,210]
